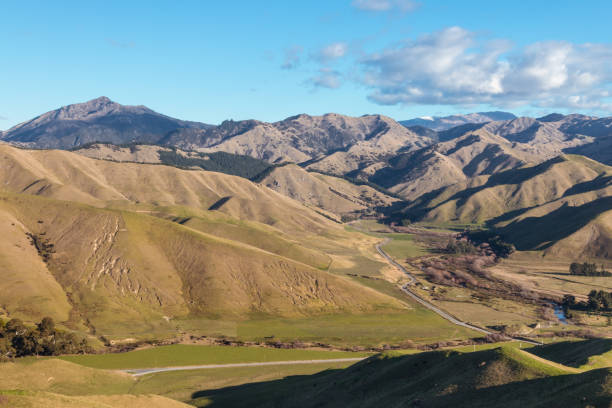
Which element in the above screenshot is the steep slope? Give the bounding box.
[406,155,612,225]
[400,111,516,131]
[0,192,406,338]
[73,143,272,180]
[0,144,333,236]
[497,196,612,258]
[367,129,544,201]
[0,144,409,337]
[0,97,211,149]
[192,113,432,172]
[260,164,398,219]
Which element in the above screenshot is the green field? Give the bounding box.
[59,344,370,370]
[233,311,477,346]
[381,233,428,260]
[130,361,355,402]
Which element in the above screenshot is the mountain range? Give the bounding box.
[2,97,612,261]
[399,111,517,131]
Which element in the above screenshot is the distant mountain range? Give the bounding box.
[2,96,612,207]
[399,111,517,131]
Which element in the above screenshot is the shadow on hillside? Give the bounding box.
[563,174,612,197]
[526,339,612,368]
[189,348,612,408]
[405,157,566,221]
[498,196,612,250]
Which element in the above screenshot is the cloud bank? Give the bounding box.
[360,26,612,110]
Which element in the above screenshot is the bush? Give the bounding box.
[569,262,611,276]
[466,231,515,258]
[446,239,477,254]
[0,317,91,359]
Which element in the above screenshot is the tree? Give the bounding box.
[38,317,55,336]
[4,319,26,336]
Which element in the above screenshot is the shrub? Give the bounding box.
[0,317,91,359]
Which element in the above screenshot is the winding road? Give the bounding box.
[122,236,540,377]
[376,239,540,345]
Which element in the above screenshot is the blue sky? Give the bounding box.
[1,0,611,129]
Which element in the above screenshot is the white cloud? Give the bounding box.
[309,68,342,89]
[319,42,348,61]
[352,0,419,12]
[281,45,303,70]
[359,26,612,110]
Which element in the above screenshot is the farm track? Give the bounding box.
[122,358,366,376]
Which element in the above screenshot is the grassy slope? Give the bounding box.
[191,346,612,408]
[0,193,406,340]
[526,339,612,370]
[260,164,397,218]
[0,359,134,395]
[414,155,610,224]
[0,392,191,408]
[0,143,337,236]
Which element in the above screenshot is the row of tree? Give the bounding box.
[0,317,91,360]
[445,239,477,254]
[562,291,612,313]
[569,262,611,277]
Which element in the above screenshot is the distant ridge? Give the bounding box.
[0,96,212,149]
[399,111,517,131]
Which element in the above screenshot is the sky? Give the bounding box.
[1,0,612,129]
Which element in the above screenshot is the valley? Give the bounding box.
[0,99,611,407]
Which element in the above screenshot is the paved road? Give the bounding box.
[122,357,366,377]
[121,236,539,378]
[376,239,541,345]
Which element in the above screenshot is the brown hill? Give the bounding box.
[406,155,612,225]
[366,128,545,201]
[260,164,398,220]
[0,145,407,338]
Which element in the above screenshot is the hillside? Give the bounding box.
[0,143,336,235]
[405,155,612,225]
[177,113,431,173]
[260,164,398,219]
[0,358,191,407]
[0,144,412,338]
[191,346,612,407]
[0,97,211,149]
[73,143,273,180]
[366,128,546,200]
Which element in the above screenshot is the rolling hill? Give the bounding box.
[191,346,612,407]
[402,154,612,259]
[365,128,546,201]
[0,144,409,339]
[260,164,398,220]
[73,143,273,180]
[404,155,611,224]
